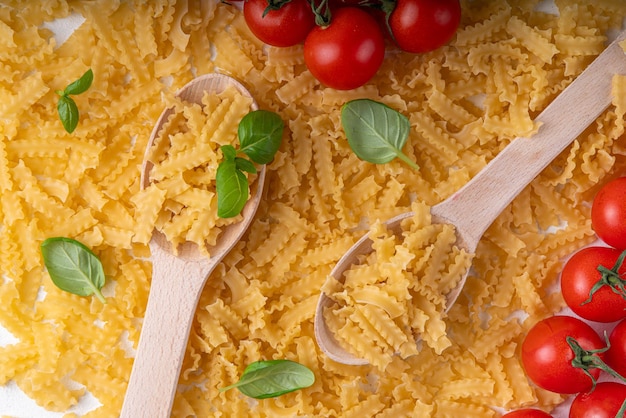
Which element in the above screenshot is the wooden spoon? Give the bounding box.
[315,31,626,366]
[120,73,265,417]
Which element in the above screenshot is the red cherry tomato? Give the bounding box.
[606,318,626,378]
[303,7,385,90]
[388,0,461,53]
[569,381,626,418]
[560,246,626,323]
[243,0,315,47]
[592,177,626,250]
[329,0,370,5]
[521,315,606,394]
[501,409,552,418]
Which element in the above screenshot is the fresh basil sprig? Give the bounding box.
[56,68,93,133]
[40,237,106,303]
[216,109,283,218]
[341,99,419,170]
[219,359,315,399]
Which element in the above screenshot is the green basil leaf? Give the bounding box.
[242,360,272,374]
[341,99,419,170]
[56,69,92,133]
[238,110,283,165]
[216,159,249,218]
[219,360,315,399]
[235,157,257,174]
[220,144,237,162]
[64,69,94,95]
[40,237,106,303]
[57,95,79,134]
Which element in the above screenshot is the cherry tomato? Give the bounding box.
[329,0,370,5]
[243,0,315,47]
[569,382,626,418]
[592,177,626,250]
[501,409,552,418]
[388,0,461,53]
[560,246,626,323]
[606,318,626,378]
[521,315,606,394]
[303,7,385,90]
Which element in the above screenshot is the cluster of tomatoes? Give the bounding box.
[241,0,461,90]
[504,177,626,418]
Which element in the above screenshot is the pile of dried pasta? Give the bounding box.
[138,85,257,253]
[322,201,474,371]
[1,0,626,416]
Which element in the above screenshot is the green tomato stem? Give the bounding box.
[263,0,293,17]
[566,335,626,392]
[585,248,626,304]
[309,0,331,27]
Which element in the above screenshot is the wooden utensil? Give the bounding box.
[315,31,626,366]
[120,73,265,417]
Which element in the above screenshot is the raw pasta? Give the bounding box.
[144,85,255,255]
[319,203,474,368]
[1,0,626,417]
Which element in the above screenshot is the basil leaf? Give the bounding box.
[220,144,237,161]
[216,159,249,218]
[56,68,92,133]
[64,69,94,95]
[219,360,315,399]
[238,110,283,164]
[242,360,271,374]
[341,99,419,170]
[40,237,106,303]
[215,110,281,218]
[235,157,257,174]
[57,95,79,134]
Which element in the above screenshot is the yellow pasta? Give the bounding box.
[276,71,317,104]
[206,299,248,340]
[411,111,463,164]
[0,134,12,192]
[454,4,511,46]
[267,45,305,66]
[554,33,606,56]
[506,16,559,63]
[437,399,496,418]
[427,88,477,128]
[0,72,49,119]
[0,342,37,384]
[324,201,472,369]
[212,30,254,76]
[3,0,626,416]
[137,85,256,254]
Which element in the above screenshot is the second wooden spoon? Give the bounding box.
[315,31,626,365]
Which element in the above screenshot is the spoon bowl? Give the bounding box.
[315,30,626,366]
[120,73,265,417]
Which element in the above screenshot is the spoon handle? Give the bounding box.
[120,245,212,418]
[432,33,626,252]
